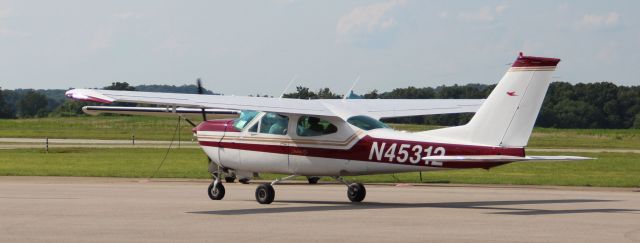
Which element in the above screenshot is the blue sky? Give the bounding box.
[0,0,637,95]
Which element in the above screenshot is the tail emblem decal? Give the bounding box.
[507,91,518,96]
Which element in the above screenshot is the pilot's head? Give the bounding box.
[308,117,320,125]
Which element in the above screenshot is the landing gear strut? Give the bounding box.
[207,179,225,200]
[207,170,225,200]
[333,177,366,202]
[254,175,297,204]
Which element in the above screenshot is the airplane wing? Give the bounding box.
[320,99,482,119]
[65,89,483,119]
[82,106,239,118]
[422,155,593,163]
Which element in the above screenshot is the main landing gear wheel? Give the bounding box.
[224,176,236,183]
[238,178,250,184]
[208,181,225,200]
[307,176,320,184]
[347,183,366,202]
[255,183,275,204]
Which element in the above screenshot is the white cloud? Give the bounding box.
[113,11,147,20]
[0,5,25,38]
[380,18,395,30]
[152,36,190,56]
[580,12,619,29]
[495,4,508,14]
[336,0,406,35]
[88,29,113,50]
[557,3,569,12]
[0,4,14,18]
[458,4,508,22]
[272,0,296,5]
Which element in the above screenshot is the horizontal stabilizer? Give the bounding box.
[422,155,593,163]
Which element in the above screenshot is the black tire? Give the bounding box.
[224,176,236,183]
[238,178,250,184]
[347,183,366,202]
[255,183,275,204]
[307,176,320,184]
[207,181,225,200]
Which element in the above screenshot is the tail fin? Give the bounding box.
[423,53,560,147]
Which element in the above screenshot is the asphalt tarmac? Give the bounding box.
[0,177,639,242]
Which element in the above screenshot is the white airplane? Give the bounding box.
[66,53,590,204]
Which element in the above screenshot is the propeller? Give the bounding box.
[197,78,207,121]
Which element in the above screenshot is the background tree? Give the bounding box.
[1,81,639,129]
[49,100,90,117]
[104,82,135,91]
[0,88,15,118]
[17,90,48,118]
[283,86,315,99]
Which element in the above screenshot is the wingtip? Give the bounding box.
[65,89,115,104]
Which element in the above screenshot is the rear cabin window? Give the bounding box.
[232,110,259,130]
[297,116,338,136]
[346,115,390,131]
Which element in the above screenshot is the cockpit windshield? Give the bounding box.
[232,110,259,130]
[347,115,390,131]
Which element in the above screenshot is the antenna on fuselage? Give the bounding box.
[343,75,360,100]
[280,74,298,98]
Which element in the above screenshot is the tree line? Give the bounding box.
[0,82,216,118]
[282,82,640,129]
[1,81,638,129]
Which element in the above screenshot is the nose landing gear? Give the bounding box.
[207,178,225,200]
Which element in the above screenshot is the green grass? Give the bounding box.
[390,124,640,149]
[1,148,638,187]
[1,117,639,149]
[527,127,640,149]
[0,116,196,141]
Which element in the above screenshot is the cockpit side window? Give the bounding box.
[297,116,338,136]
[258,113,289,135]
[232,110,259,131]
[346,115,390,131]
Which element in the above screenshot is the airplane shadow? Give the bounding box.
[188,199,640,216]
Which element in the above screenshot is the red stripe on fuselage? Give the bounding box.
[199,135,522,169]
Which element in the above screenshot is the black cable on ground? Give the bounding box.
[149,116,181,179]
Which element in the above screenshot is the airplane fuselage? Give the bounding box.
[196,117,524,177]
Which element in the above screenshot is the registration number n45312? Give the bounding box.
[368,142,445,164]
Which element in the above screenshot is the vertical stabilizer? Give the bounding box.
[423,53,560,147]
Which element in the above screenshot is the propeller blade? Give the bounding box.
[196,78,207,121]
[197,78,204,94]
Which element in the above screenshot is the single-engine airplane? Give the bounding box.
[66,53,590,204]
